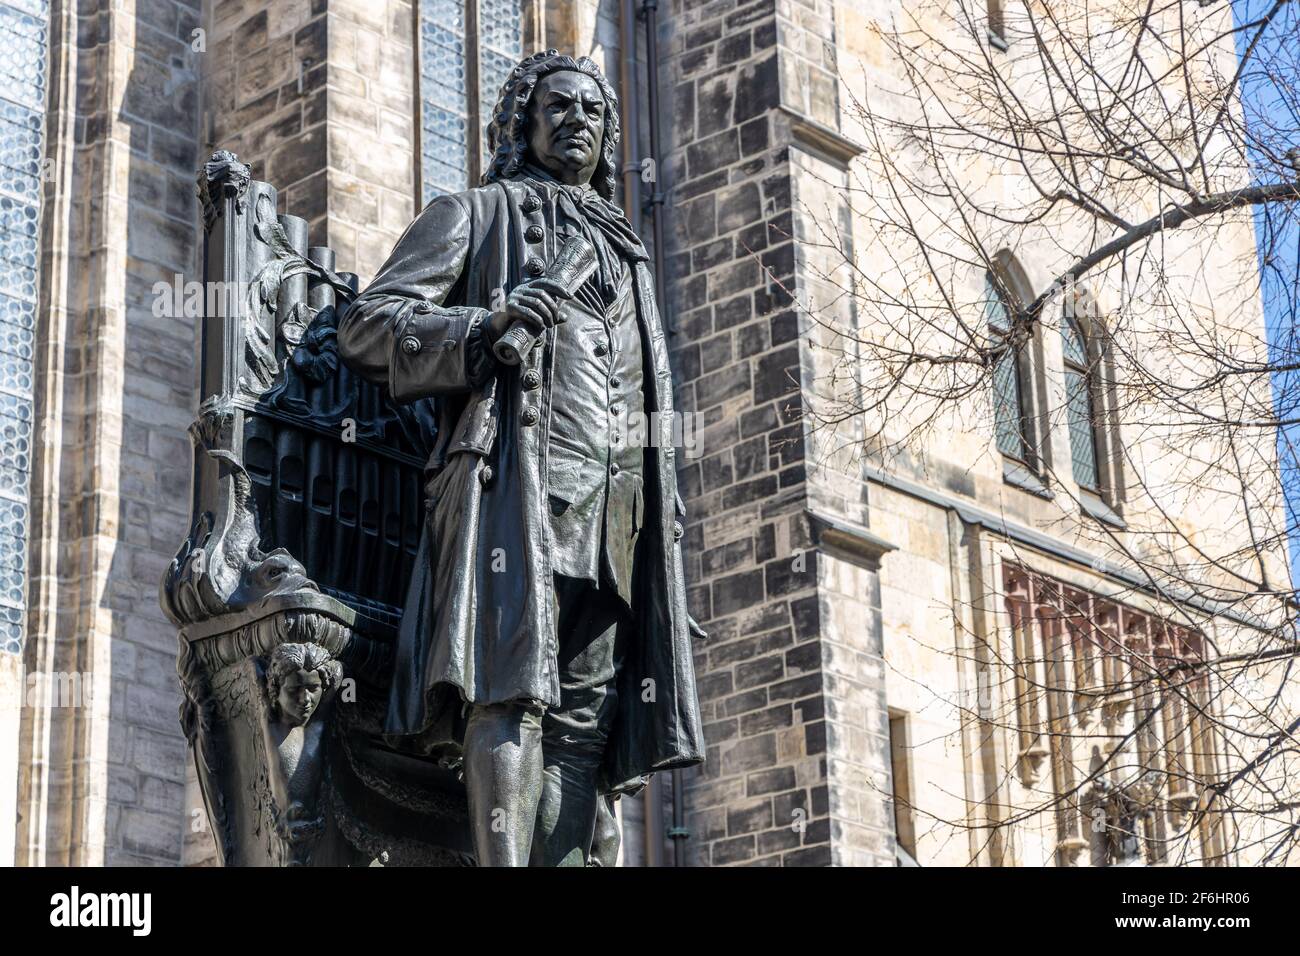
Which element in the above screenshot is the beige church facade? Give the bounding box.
[0,0,1291,866]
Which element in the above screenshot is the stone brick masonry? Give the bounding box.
[18,0,204,866]
[660,0,895,865]
[13,0,896,867]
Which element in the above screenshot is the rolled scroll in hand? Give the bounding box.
[492,236,599,366]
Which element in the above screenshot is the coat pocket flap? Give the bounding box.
[547,457,587,516]
[548,456,585,506]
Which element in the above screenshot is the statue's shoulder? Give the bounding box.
[411,183,509,233]
[428,179,555,230]
[421,180,522,222]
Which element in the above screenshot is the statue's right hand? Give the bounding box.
[486,281,564,344]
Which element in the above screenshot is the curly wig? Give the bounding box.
[482,50,621,201]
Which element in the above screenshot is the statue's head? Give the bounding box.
[266,642,340,726]
[483,50,620,199]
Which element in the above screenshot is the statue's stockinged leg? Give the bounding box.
[463,702,544,866]
[531,577,626,866]
[588,794,622,866]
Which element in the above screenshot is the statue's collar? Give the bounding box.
[518,163,598,203]
[512,163,650,263]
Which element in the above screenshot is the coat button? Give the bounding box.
[401,335,421,355]
[480,465,494,485]
[522,194,541,213]
[609,462,620,476]
[525,257,545,277]
[673,520,684,541]
[594,342,608,356]
[609,376,621,388]
[521,407,539,426]
[525,224,544,243]
[522,369,541,390]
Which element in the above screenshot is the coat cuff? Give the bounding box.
[389,302,494,401]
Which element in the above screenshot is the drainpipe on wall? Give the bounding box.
[618,0,664,870]
[640,0,673,337]
[638,0,689,869]
[642,0,689,870]
[619,0,642,228]
[617,0,661,871]
[619,0,687,867]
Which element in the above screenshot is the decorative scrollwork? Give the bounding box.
[244,193,358,391]
[161,397,316,629]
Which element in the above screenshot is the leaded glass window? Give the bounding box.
[419,0,470,200]
[0,0,46,655]
[417,0,523,205]
[1062,312,1100,491]
[986,275,1029,463]
[477,0,523,146]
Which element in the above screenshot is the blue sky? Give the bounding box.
[1233,0,1300,592]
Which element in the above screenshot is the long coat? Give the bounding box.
[337,176,703,792]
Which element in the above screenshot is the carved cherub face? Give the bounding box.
[267,642,339,725]
[525,70,606,187]
[277,667,324,725]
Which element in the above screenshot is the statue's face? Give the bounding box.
[525,70,605,186]
[277,668,323,725]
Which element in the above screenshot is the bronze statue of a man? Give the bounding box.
[338,50,703,866]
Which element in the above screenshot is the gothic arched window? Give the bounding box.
[986,274,1030,463]
[984,255,1048,485]
[1061,308,1101,492]
[1059,292,1123,515]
